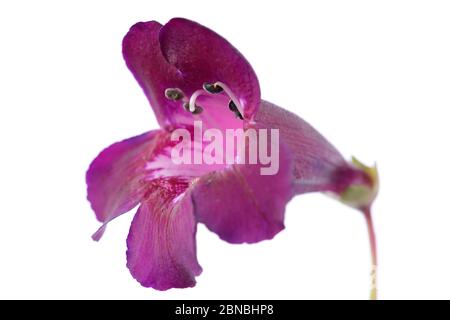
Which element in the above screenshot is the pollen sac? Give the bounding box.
[165,88,184,101]
[228,100,243,120]
[183,102,203,115]
[203,83,224,94]
[192,106,204,115]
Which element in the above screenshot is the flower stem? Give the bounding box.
[363,207,377,300]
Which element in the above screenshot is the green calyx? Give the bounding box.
[339,157,379,209]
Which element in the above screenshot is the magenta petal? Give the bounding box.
[126,177,202,290]
[256,100,356,194]
[192,143,294,244]
[122,21,184,128]
[159,18,261,120]
[86,131,161,240]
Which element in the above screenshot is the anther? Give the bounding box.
[203,83,224,94]
[228,100,244,120]
[228,100,238,112]
[184,102,203,115]
[192,106,203,115]
[164,88,184,101]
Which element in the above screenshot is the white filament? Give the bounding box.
[189,89,206,112]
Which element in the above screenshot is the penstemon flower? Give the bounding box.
[86,18,379,299]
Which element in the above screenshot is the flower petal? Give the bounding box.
[159,18,261,120]
[192,141,294,244]
[126,177,202,290]
[122,21,186,128]
[86,130,164,240]
[255,100,364,194]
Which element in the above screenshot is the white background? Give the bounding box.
[1,0,449,300]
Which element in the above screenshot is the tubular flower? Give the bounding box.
[86,18,379,297]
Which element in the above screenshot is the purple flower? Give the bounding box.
[86,18,379,296]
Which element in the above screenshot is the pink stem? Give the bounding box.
[363,207,378,300]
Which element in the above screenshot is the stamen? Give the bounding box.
[203,83,224,94]
[184,102,203,115]
[164,88,184,101]
[213,81,244,119]
[186,81,244,120]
